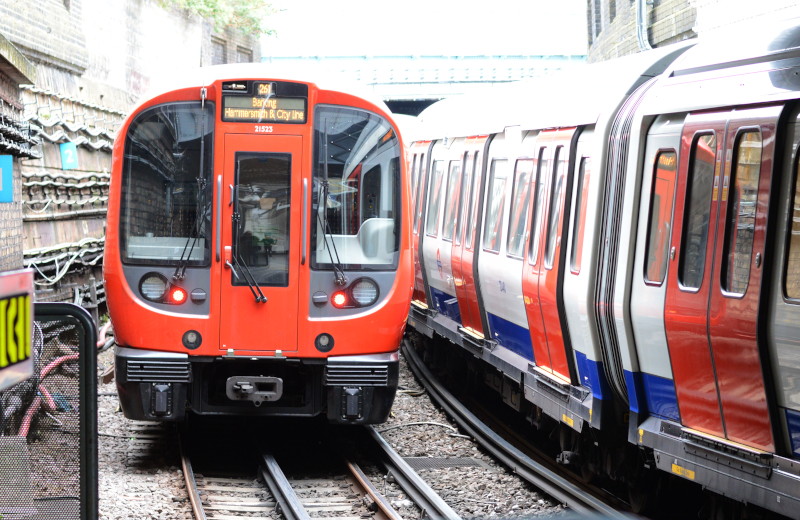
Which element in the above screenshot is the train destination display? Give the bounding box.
[222,88,306,123]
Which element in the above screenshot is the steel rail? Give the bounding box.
[259,449,312,520]
[178,430,207,520]
[366,426,462,520]
[401,340,629,518]
[345,459,404,520]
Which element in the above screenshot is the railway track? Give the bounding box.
[401,339,629,519]
[180,420,461,520]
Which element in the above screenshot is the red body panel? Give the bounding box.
[452,140,487,335]
[523,129,575,380]
[410,141,431,305]
[665,108,778,451]
[219,133,302,352]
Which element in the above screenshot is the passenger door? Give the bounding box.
[665,107,780,451]
[219,133,302,352]
[451,141,487,336]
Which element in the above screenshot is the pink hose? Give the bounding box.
[18,353,80,438]
[97,320,112,348]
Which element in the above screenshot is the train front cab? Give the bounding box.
[107,74,411,424]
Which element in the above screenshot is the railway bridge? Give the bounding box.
[261,54,587,115]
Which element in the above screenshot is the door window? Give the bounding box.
[679,133,716,289]
[722,130,762,295]
[644,151,677,284]
[482,159,508,252]
[232,153,291,287]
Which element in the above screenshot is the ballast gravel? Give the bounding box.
[96,347,564,519]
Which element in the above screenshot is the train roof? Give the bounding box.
[411,42,693,141]
[640,16,800,114]
[131,62,394,119]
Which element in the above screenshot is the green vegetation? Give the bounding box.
[158,0,276,36]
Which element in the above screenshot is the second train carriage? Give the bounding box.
[104,65,413,424]
[406,21,800,517]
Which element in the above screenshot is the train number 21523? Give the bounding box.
[254,125,274,133]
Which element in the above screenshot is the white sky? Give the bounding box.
[261,0,588,57]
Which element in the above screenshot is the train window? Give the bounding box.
[312,106,401,270]
[482,159,508,253]
[507,159,534,258]
[442,161,462,242]
[643,151,677,284]
[570,157,592,274]
[232,153,291,287]
[120,102,214,266]
[678,133,716,289]
[544,147,567,269]
[528,147,549,265]
[786,148,800,299]
[465,152,481,250]
[425,160,446,237]
[454,151,472,246]
[411,154,420,233]
[721,130,762,295]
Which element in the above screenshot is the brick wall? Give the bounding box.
[0,0,261,301]
[587,0,800,62]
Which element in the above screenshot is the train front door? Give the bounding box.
[665,107,780,451]
[219,133,303,353]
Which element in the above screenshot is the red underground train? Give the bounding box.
[104,65,413,424]
[406,19,800,518]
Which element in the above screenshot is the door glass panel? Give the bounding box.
[679,133,716,289]
[722,130,762,295]
[425,160,445,236]
[644,151,677,284]
[787,147,800,299]
[233,152,290,287]
[413,153,426,234]
[482,159,508,252]
[507,159,534,258]
[570,157,592,274]
[465,153,481,249]
[528,147,548,264]
[455,152,472,246]
[544,147,566,269]
[442,161,461,241]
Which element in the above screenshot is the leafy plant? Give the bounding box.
[158,0,276,36]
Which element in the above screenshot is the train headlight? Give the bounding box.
[351,278,379,307]
[140,273,168,301]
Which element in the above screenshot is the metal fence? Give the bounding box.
[0,303,97,520]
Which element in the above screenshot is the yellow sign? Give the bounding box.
[0,269,34,392]
[0,294,31,369]
[671,463,696,480]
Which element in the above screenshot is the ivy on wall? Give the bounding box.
[158,0,276,36]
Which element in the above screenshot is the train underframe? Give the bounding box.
[114,346,399,425]
[406,308,799,519]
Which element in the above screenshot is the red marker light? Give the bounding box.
[169,286,187,304]
[331,291,348,308]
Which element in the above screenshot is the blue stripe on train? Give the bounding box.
[624,370,680,422]
[430,286,462,324]
[574,350,610,401]
[486,312,535,361]
[786,408,800,459]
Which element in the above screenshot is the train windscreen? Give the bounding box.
[311,106,401,270]
[119,102,215,266]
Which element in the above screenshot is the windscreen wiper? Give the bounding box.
[231,198,267,303]
[319,124,347,286]
[174,89,209,281]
